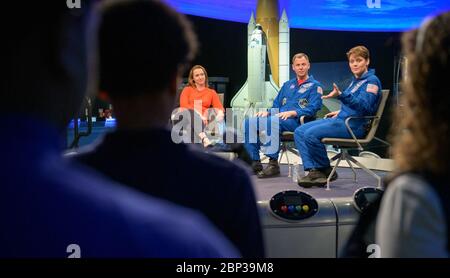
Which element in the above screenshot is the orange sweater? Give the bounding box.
[179,86,224,116]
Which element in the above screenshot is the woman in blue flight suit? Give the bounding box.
[294,45,382,187]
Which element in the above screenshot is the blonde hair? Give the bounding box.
[291,53,310,64]
[390,12,450,178]
[188,65,209,88]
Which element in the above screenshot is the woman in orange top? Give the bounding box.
[179,65,225,147]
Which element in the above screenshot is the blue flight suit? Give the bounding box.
[244,76,323,161]
[2,116,239,258]
[294,69,382,170]
[72,128,264,257]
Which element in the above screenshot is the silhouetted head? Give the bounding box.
[1,1,97,131]
[98,0,198,100]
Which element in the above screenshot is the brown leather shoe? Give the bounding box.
[298,169,327,188]
[251,160,263,174]
[298,168,338,188]
[257,160,280,178]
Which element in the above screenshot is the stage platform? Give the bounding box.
[252,163,388,201]
[253,163,390,258]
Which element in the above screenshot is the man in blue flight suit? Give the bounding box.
[295,46,382,187]
[244,53,323,178]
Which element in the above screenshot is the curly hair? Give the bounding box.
[390,11,450,178]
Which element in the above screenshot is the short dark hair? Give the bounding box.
[99,0,198,98]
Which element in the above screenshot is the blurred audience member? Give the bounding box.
[377,11,450,257]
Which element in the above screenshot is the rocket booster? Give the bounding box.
[256,0,279,86]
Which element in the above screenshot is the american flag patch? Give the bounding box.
[366,84,379,94]
[317,86,323,94]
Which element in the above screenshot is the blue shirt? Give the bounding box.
[0,116,239,258]
[337,69,382,127]
[72,128,264,258]
[272,76,323,118]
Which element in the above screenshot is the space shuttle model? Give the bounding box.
[231,0,290,109]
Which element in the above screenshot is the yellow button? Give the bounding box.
[302,205,309,213]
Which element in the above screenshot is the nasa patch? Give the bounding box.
[298,98,308,108]
[298,83,313,94]
[351,80,368,93]
[290,84,295,89]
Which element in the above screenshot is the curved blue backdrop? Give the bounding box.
[166,0,450,32]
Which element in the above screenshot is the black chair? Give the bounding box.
[278,115,316,176]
